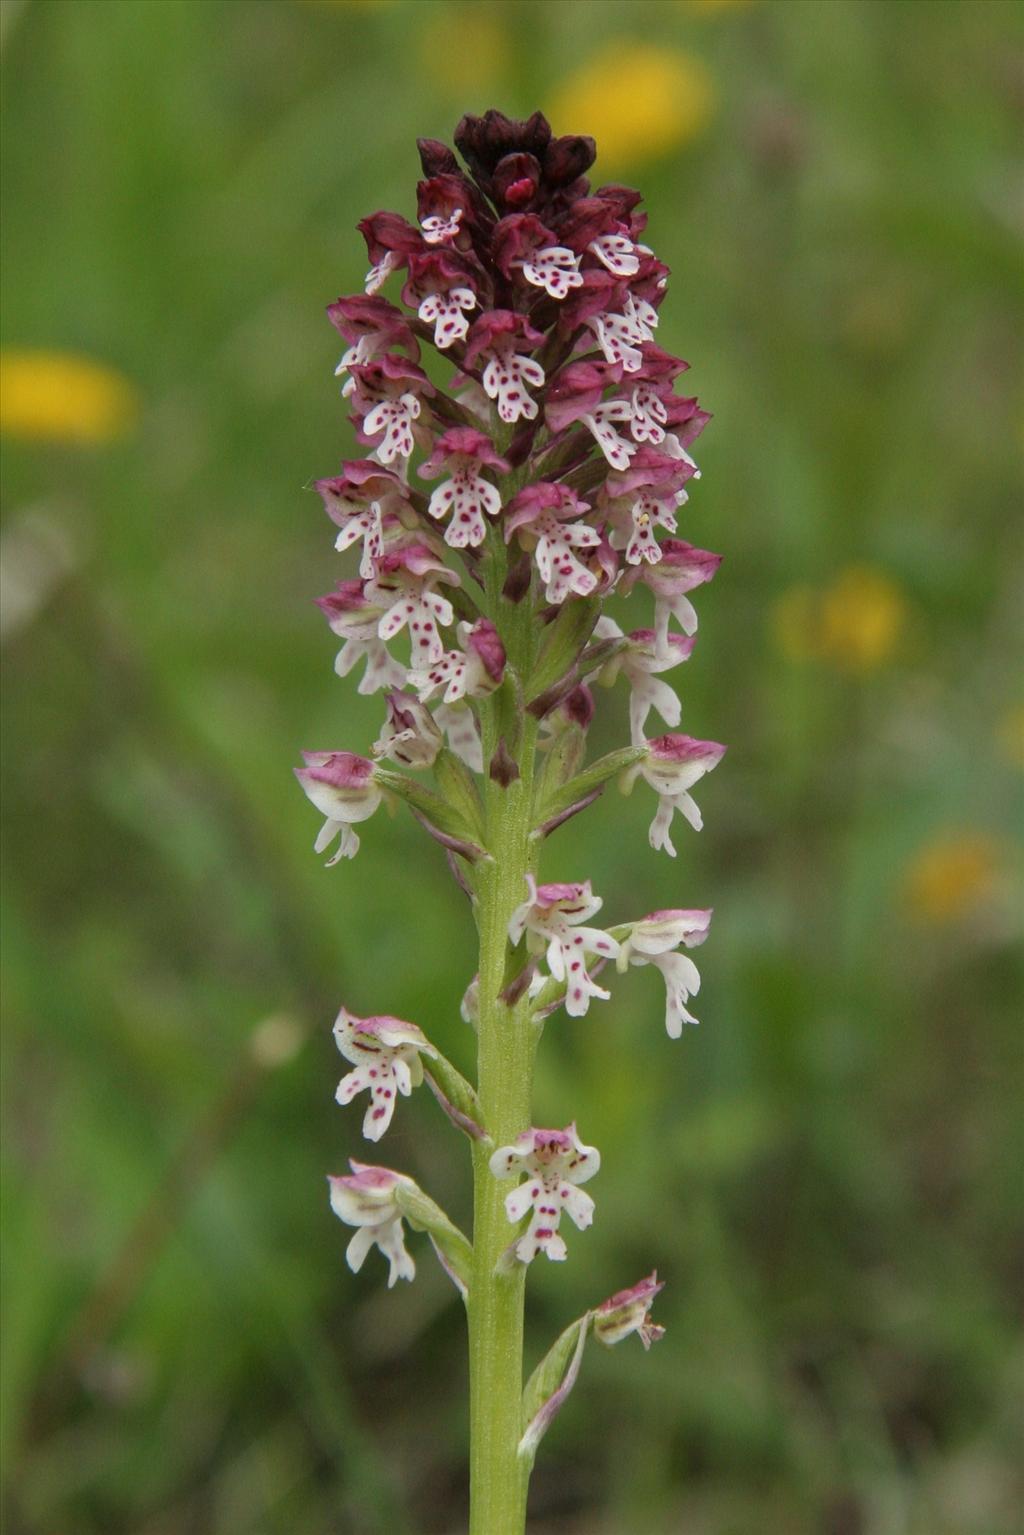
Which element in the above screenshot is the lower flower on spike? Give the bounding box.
[621,734,726,854]
[489,1124,600,1263]
[327,1162,417,1286]
[593,1272,665,1350]
[294,751,383,864]
[333,1007,438,1140]
[617,909,711,1036]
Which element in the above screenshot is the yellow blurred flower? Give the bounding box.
[548,43,714,171]
[996,705,1024,770]
[819,566,906,672]
[418,8,506,96]
[903,835,1000,924]
[771,565,907,673]
[771,584,820,664]
[0,350,139,444]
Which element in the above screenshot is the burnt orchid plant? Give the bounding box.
[295,109,724,1533]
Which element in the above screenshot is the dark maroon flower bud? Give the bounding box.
[455,109,552,193]
[417,137,459,177]
[542,133,597,188]
[493,152,542,210]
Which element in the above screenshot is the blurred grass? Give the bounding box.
[1,1,1022,1532]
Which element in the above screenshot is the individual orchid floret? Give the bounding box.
[327,295,420,396]
[621,734,727,854]
[328,1161,417,1286]
[409,616,506,705]
[373,691,444,768]
[294,751,383,865]
[504,483,601,605]
[314,461,412,579]
[622,538,723,658]
[348,356,436,465]
[464,311,546,424]
[489,1124,600,1263]
[371,543,461,667]
[508,875,619,1017]
[333,1006,439,1140]
[545,359,637,471]
[586,293,657,374]
[403,249,479,349]
[593,620,695,743]
[593,1272,665,1349]
[416,172,481,248]
[420,427,510,549]
[316,580,407,694]
[616,909,712,1036]
[357,210,423,295]
[589,230,643,277]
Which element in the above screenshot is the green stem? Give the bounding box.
[468,545,540,1535]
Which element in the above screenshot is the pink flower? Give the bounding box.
[327,294,420,395]
[623,539,723,657]
[314,461,412,579]
[403,249,480,349]
[622,734,727,853]
[348,356,435,465]
[409,616,506,705]
[593,1272,665,1349]
[617,909,712,1036]
[489,1124,600,1263]
[373,691,444,768]
[593,621,695,743]
[504,483,601,605]
[508,875,620,1017]
[315,580,407,695]
[357,210,423,295]
[464,310,546,424]
[370,542,461,667]
[293,751,382,864]
[333,1007,438,1140]
[420,427,510,549]
[328,1162,416,1285]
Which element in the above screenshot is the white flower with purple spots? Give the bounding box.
[617,908,712,1036]
[482,351,545,424]
[333,1006,438,1140]
[420,428,510,550]
[421,207,463,245]
[588,232,641,277]
[521,245,584,300]
[489,1124,600,1263]
[418,286,477,349]
[508,876,620,1017]
[328,1162,416,1286]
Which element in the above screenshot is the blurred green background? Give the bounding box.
[2,1,1022,1532]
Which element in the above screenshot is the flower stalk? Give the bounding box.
[294,109,725,1533]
